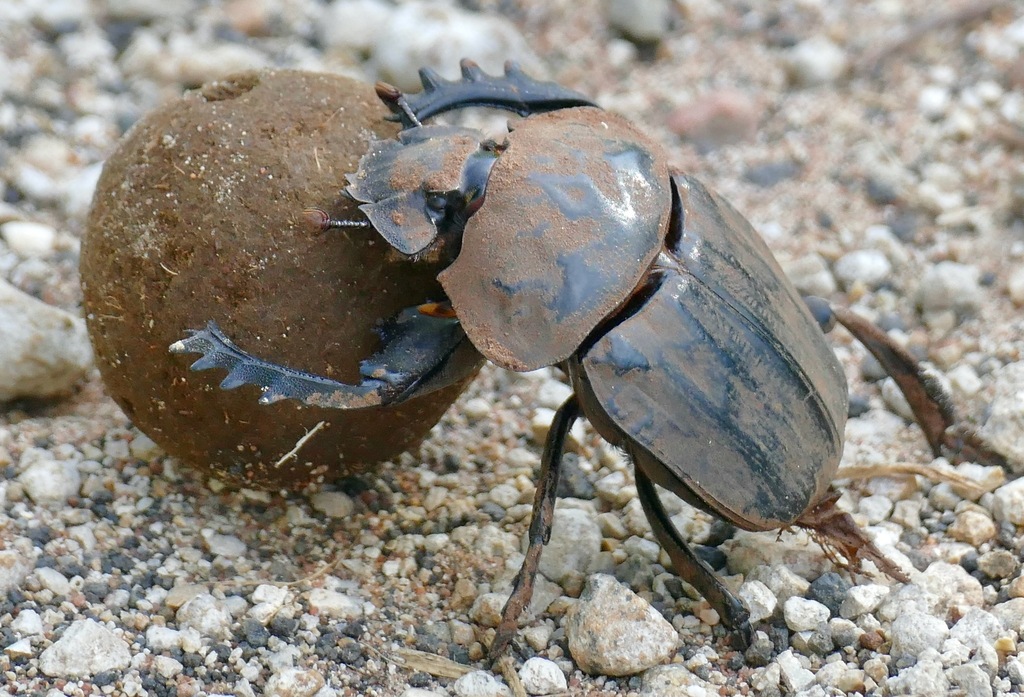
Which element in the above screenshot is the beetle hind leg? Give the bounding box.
[805,298,1007,469]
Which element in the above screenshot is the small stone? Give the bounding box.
[785,36,848,86]
[979,362,1024,472]
[889,612,948,661]
[176,594,233,640]
[128,433,162,460]
[453,670,512,697]
[605,0,671,44]
[35,567,72,596]
[948,509,997,546]
[12,609,43,636]
[885,658,949,695]
[1008,265,1024,306]
[745,562,811,604]
[668,89,761,151]
[918,85,951,119]
[0,279,92,402]
[204,532,247,558]
[828,617,863,648]
[18,449,81,505]
[833,249,892,290]
[640,664,718,695]
[776,649,814,692]
[915,261,984,316]
[977,550,1018,579]
[153,656,183,679]
[992,476,1024,524]
[145,626,183,651]
[538,507,602,584]
[991,598,1024,634]
[946,664,992,697]
[307,589,362,619]
[310,491,355,518]
[0,220,57,256]
[949,607,1003,652]
[463,398,492,420]
[4,639,32,659]
[738,580,777,624]
[565,574,678,676]
[264,667,326,697]
[536,379,573,410]
[38,619,131,678]
[165,584,207,610]
[782,253,837,299]
[807,572,851,616]
[840,583,889,618]
[519,656,566,695]
[783,597,830,632]
[489,483,521,509]
[0,545,35,594]
[369,2,540,93]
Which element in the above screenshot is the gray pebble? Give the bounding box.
[176,593,233,640]
[605,0,671,44]
[775,649,814,692]
[889,612,948,661]
[565,574,678,676]
[18,448,81,505]
[993,480,1024,530]
[538,506,602,584]
[783,597,830,632]
[782,253,837,298]
[738,579,777,624]
[785,37,848,86]
[978,361,1024,472]
[915,261,984,316]
[0,279,92,402]
[453,670,512,697]
[833,249,892,290]
[38,618,131,678]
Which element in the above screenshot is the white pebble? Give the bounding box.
[783,597,830,632]
[306,589,363,619]
[785,36,848,86]
[833,249,892,290]
[0,220,57,256]
[453,670,512,697]
[519,656,566,695]
[38,619,131,678]
[565,574,678,676]
[18,449,81,505]
[11,609,43,636]
[776,649,814,692]
[738,580,777,624]
[310,491,355,518]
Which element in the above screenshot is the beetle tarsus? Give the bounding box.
[634,467,753,648]
[491,395,579,660]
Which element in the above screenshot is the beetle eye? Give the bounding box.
[425,192,448,212]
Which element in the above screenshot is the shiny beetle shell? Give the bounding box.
[572,175,849,530]
[439,107,670,371]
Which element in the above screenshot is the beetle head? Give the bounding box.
[346,126,498,264]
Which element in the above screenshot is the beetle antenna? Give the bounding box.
[302,207,372,232]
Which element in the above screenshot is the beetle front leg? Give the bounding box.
[376,59,599,128]
[803,297,1007,468]
[169,305,480,409]
[633,467,753,649]
[490,395,580,660]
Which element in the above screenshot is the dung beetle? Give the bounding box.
[171,60,1007,655]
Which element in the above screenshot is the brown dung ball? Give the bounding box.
[82,69,479,490]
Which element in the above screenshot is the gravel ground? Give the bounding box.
[3,1,1024,696]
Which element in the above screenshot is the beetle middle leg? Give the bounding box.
[490,395,579,659]
[803,296,1007,469]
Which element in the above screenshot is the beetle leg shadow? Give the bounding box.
[803,297,1008,469]
[490,395,579,660]
[633,467,753,649]
[169,306,481,409]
